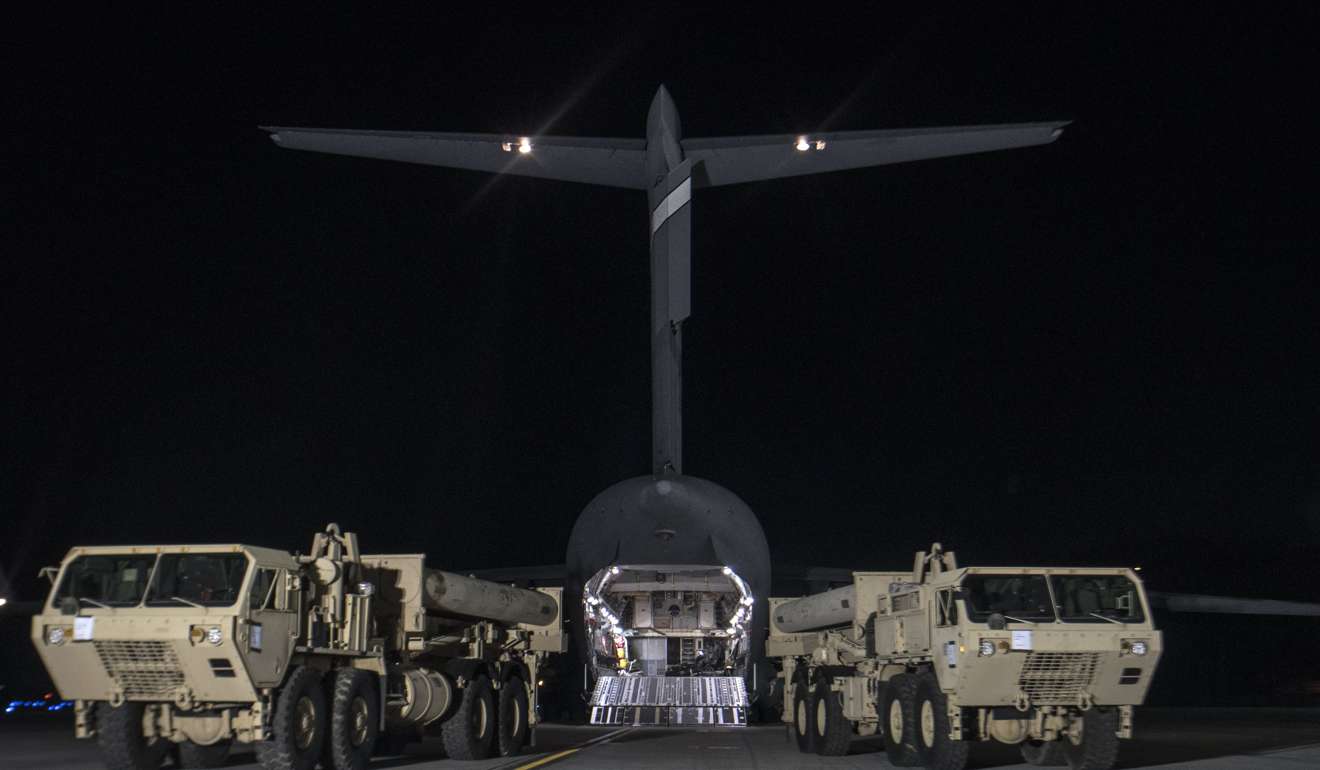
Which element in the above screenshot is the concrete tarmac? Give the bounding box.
[2,709,1318,770]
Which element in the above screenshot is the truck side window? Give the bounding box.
[250,568,277,610]
[937,589,958,626]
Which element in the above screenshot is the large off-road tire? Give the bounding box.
[327,668,380,770]
[442,673,496,760]
[255,666,327,770]
[176,739,231,768]
[1063,708,1120,770]
[914,673,969,770]
[1021,739,1069,766]
[498,676,531,756]
[95,701,170,770]
[792,671,815,753]
[881,673,922,767]
[811,675,851,756]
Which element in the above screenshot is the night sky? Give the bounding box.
[5,5,1319,683]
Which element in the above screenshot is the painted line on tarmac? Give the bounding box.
[505,726,634,770]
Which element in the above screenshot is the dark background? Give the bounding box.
[4,6,1319,704]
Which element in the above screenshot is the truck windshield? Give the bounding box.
[144,554,249,607]
[961,574,1057,622]
[1051,574,1145,623]
[52,554,158,608]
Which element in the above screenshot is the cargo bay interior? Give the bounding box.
[583,564,753,725]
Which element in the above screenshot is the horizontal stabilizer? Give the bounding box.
[264,120,1067,192]
[262,127,649,189]
[682,121,1069,188]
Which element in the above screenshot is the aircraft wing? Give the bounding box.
[0,600,40,615]
[261,127,649,189]
[682,121,1069,188]
[460,563,568,587]
[774,565,857,585]
[1149,591,1320,617]
[776,569,1320,618]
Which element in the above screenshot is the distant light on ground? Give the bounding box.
[5,694,73,714]
[0,597,7,607]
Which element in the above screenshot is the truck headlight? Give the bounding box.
[47,626,66,646]
[1125,639,1148,656]
[357,581,375,597]
[205,627,223,646]
[978,639,996,657]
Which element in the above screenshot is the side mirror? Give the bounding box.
[39,566,59,585]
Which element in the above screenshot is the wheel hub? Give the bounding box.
[889,699,903,739]
[920,700,936,748]
[350,696,369,747]
[295,696,317,750]
[475,696,488,738]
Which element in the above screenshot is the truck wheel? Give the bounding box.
[792,671,815,753]
[176,739,231,768]
[498,676,530,756]
[1021,739,1068,766]
[881,674,922,767]
[811,675,851,756]
[255,666,327,770]
[95,701,170,770]
[327,668,380,770]
[1063,708,1120,770]
[914,673,969,770]
[442,673,496,760]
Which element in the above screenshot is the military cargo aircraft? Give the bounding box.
[263,85,1068,722]
[262,87,1317,724]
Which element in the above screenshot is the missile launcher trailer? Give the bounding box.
[767,544,1161,770]
[31,524,566,770]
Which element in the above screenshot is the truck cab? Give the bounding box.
[767,545,1162,770]
[31,525,565,770]
[32,543,299,748]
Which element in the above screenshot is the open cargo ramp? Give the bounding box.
[589,675,748,725]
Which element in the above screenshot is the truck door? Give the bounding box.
[931,588,961,689]
[890,589,928,653]
[243,566,298,688]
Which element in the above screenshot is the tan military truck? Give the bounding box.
[767,544,1161,770]
[30,524,566,770]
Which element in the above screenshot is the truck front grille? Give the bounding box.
[94,641,185,697]
[1018,652,1100,704]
